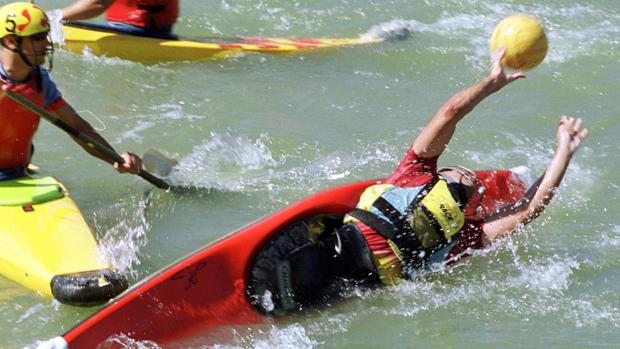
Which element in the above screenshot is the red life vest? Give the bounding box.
[105,0,179,30]
[0,73,44,169]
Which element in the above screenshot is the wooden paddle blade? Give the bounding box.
[142,148,178,177]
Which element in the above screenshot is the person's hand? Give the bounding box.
[487,47,526,93]
[113,152,142,174]
[556,115,588,156]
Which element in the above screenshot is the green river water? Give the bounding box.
[1,0,619,348]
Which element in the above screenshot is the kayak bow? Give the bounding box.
[0,175,127,306]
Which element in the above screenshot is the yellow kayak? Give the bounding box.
[60,21,383,62]
[0,175,127,306]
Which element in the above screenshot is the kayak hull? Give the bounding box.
[61,22,381,62]
[58,170,526,347]
[0,176,127,305]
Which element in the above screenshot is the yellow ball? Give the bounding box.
[490,14,548,70]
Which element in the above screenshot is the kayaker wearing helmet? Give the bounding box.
[48,0,179,37]
[336,49,588,284]
[0,2,142,180]
[248,48,588,315]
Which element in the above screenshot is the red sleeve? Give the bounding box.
[45,97,66,112]
[382,148,438,187]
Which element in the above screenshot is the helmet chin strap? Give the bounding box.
[45,44,54,71]
[15,37,36,67]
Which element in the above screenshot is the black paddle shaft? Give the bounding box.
[4,88,171,190]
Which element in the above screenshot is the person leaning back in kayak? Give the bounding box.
[48,0,178,37]
[248,47,588,315]
[0,2,142,180]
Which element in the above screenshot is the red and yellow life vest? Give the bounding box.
[105,0,179,30]
[0,73,45,169]
[345,178,465,282]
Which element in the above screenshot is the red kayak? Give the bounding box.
[41,170,526,348]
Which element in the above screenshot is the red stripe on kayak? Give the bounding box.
[287,38,323,44]
[218,43,283,50]
[295,45,320,49]
[240,37,272,44]
[218,44,244,49]
[239,37,325,46]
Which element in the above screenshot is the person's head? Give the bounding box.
[397,168,486,254]
[0,2,52,68]
[439,167,486,219]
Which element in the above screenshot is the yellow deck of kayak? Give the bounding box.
[61,23,382,62]
[0,176,108,299]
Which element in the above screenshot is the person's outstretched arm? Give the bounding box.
[482,116,588,243]
[61,0,114,21]
[412,48,525,158]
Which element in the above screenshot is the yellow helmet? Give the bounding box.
[0,2,50,39]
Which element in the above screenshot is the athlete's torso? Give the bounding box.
[347,149,484,283]
[0,66,64,169]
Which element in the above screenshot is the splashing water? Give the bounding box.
[94,193,153,278]
[171,132,278,190]
[166,133,399,211]
[360,19,422,42]
[114,104,205,143]
[597,225,620,248]
[78,45,138,66]
[99,334,162,349]
[508,256,580,294]
[210,324,318,349]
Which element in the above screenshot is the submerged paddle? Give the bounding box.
[142,148,178,178]
[4,88,171,190]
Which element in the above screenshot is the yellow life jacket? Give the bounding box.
[345,178,465,270]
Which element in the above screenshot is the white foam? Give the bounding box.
[172,132,277,190]
[149,103,205,121]
[361,19,423,41]
[75,45,137,66]
[115,120,156,143]
[169,135,395,193]
[211,324,318,349]
[508,257,580,293]
[95,194,152,276]
[595,226,620,248]
[99,334,162,349]
[510,165,534,187]
[16,303,45,324]
[307,313,353,335]
[34,336,68,349]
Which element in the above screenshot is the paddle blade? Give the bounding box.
[142,148,178,177]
